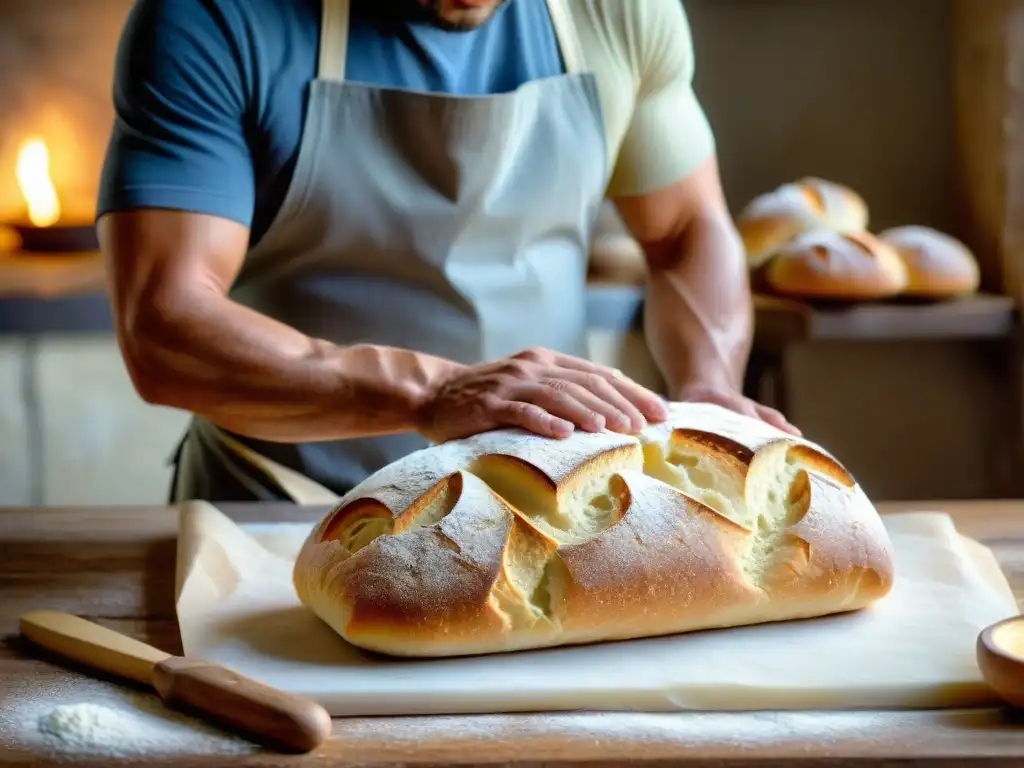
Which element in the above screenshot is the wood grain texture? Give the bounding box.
[19,610,168,684]
[3,500,1024,766]
[751,293,1015,351]
[953,0,1024,302]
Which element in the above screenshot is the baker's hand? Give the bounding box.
[675,380,802,436]
[417,348,670,443]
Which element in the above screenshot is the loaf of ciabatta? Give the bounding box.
[292,402,895,657]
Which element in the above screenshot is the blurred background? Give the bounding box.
[0,0,1019,507]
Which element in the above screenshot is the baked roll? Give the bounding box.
[738,177,869,269]
[761,229,908,301]
[878,226,981,298]
[588,203,646,284]
[293,402,895,658]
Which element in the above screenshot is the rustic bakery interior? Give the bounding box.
[3,0,1024,765]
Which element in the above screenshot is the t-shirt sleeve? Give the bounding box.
[96,0,255,226]
[605,0,716,198]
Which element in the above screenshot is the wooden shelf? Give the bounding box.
[583,281,1018,344]
[752,293,1017,351]
[0,251,105,299]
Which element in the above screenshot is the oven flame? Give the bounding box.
[16,137,61,228]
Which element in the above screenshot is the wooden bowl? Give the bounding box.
[977,616,1024,707]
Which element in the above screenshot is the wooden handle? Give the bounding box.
[152,657,331,753]
[20,610,168,685]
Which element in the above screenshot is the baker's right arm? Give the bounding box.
[98,0,455,443]
[100,0,666,445]
[103,207,463,442]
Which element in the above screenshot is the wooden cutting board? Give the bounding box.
[174,502,1016,717]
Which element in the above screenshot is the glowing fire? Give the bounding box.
[16,137,61,227]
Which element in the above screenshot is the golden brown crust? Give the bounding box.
[787,443,854,488]
[762,229,908,301]
[770,474,894,613]
[737,178,869,269]
[293,403,895,658]
[878,225,981,298]
[555,474,760,644]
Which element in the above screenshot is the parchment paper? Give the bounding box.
[174,501,1019,716]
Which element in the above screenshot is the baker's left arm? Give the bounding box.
[606,0,798,434]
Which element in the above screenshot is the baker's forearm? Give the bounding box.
[643,212,753,395]
[121,293,458,442]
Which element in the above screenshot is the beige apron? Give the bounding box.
[170,0,609,504]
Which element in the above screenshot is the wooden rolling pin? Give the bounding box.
[20,610,332,753]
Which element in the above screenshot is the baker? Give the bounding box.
[96,0,797,505]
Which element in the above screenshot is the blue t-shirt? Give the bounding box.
[97,0,565,246]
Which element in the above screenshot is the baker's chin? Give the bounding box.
[420,0,510,31]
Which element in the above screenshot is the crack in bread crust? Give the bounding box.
[293,403,895,657]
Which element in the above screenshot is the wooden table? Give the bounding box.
[3,501,1024,766]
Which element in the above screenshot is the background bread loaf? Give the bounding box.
[737,177,869,269]
[293,403,895,658]
[588,202,646,284]
[761,229,909,301]
[878,225,981,298]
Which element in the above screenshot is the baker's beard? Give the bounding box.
[405,0,512,31]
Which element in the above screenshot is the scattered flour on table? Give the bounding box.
[332,711,874,751]
[0,678,255,758]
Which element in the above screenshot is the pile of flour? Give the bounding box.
[0,678,254,758]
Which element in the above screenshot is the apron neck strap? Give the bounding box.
[319,0,350,81]
[317,0,587,82]
[544,0,587,74]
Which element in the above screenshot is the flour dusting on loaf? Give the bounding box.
[738,177,869,269]
[293,402,895,657]
[761,230,909,301]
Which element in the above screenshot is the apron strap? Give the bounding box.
[211,427,342,506]
[544,0,588,74]
[319,0,350,82]
[320,0,585,81]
